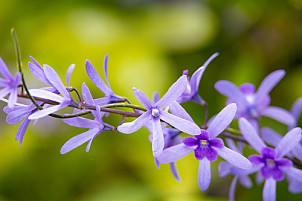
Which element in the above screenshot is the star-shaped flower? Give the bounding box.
[157,104,251,191]
[0,58,22,108]
[118,75,201,157]
[215,70,295,128]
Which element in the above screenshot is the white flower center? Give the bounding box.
[201,140,208,146]
[152,109,160,118]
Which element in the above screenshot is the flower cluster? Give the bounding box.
[1,46,302,201]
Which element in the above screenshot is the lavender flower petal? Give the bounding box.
[117,111,150,134]
[292,145,302,161]
[198,158,211,191]
[152,118,164,157]
[239,118,267,153]
[62,117,100,128]
[85,60,112,95]
[15,117,31,145]
[217,146,252,169]
[229,176,238,201]
[157,143,194,163]
[160,111,200,135]
[28,62,52,86]
[169,101,194,122]
[169,162,181,182]
[66,64,75,87]
[207,103,237,139]
[7,88,17,108]
[155,75,187,110]
[190,67,205,95]
[255,70,285,105]
[60,128,99,154]
[215,80,248,106]
[291,98,302,123]
[132,87,153,110]
[218,161,231,177]
[263,178,276,201]
[29,89,65,103]
[0,57,13,80]
[239,175,253,188]
[261,127,282,147]
[261,106,295,126]
[275,127,302,158]
[286,167,302,182]
[43,65,69,98]
[104,54,110,88]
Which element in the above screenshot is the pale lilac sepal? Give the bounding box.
[169,101,194,122]
[0,58,13,80]
[207,103,237,139]
[117,111,150,134]
[261,127,282,147]
[286,167,302,182]
[132,87,152,109]
[28,89,65,103]
[169,163,181,182]
[157,143,195,163]
[155,75,187,110]
[216,146,252,169]
[28,104,67,120]
[66,64,75,87]
[152,118,164,157]
[229,176,238,201]
[60,128,99,154]
[291,98,302,124]
[275,127,301,158]
[239,118,267,153]
[28,62,52,86]
[198,158,211,191]
[62,117,100,128]
[263,178,276,201]
[15,118,31,145]
[262,106,295,127]
[160,111,200,135]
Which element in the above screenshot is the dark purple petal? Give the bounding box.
[275,127,302,158]
[157,143,194,163]
[198,158,211,191]
[0,58,13,80]
[239,118,267,153]
[169,162,181,182]
[60,128,99,154]
[215,80,248,107]
[229,176,239,201]
[66,64,75,87]
[85,60,112,95]
[261,127,282,147]
[183,137,198,147]
[262,147,276,159]
[155,75,187,110]
[152,118,164,157]
[209,138,224,148]
[207,103,237,139]
[15,117,31,145]
[205,147,218,161]
[198,130,209,140]
[262,178,276,201]
[132,87,153,110]
[117,111,150,134]
[160,111,201,135]
[249,155,264,165]
[275,158,292,167]
[43,65,70,98]
[262,106,295,127]
[194,147,205,160]
[256,70,285,105]
[272,168,284,181]
[217,146,252,169]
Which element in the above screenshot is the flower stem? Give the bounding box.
[11,28,42,110]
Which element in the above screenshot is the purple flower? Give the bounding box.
[177,53,218,104]
[0,58,22,108]
[27,64,76,120]
[60,83,114,154]
[261,98,302,161]
[86,54,126,105]
[157,104,251,191]
[118,75,201,157]
[215,70,295,128]
[239,118,302,201]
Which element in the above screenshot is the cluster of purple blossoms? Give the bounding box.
[1,49,302,201]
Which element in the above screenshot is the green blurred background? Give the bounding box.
[0,0,302,200]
